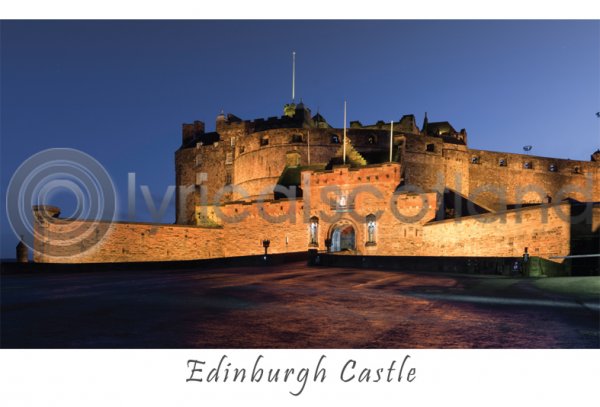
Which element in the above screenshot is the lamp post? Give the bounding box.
[262,239,270,261]
[522,247,530,276]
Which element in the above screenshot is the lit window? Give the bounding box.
[549,164,557,172]
[366,214,376,245]
[331,135,340,144]
[195,172,207,185]
[309,216,319,246]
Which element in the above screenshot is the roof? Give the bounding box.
[424,121,457,136]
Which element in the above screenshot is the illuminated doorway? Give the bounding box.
[331,222,356,252]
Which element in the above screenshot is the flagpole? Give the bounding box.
[343,100,347,165]
[292,51,296,102]
[389,120,394,162]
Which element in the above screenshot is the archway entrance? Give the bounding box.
[330,222,356,252]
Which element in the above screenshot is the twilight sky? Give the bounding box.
[1,20,599,258]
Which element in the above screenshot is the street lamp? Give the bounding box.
[262,239,270,260]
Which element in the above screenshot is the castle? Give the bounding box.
[33,102,600,274]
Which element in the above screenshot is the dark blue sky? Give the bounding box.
[1,20,599,258]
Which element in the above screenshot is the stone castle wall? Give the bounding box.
[400,135,599,210]
[34,219,225,263]
[466,149,599,209]
[33,195,575,264]
[231,128,340,200]
[34,163,584,265]
[421,203,572,260]
[176,114,599,230]
[32,106,600,265]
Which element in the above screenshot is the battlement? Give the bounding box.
[181,105,470,152]
[302,162,402,188]
[215,104,316,134]
[351,114,420,134]
[467,148,598,173]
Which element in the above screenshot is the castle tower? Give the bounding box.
[16,236,28,263]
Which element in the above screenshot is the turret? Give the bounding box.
[216,111,226,132]
[16,236,28,263]
[32,205,61,220]
[182,120,205,147]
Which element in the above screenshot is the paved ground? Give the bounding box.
[1,262,599,348]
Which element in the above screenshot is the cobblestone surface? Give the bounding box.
[1,263,598,348]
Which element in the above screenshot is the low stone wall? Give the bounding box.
[34,219,225,263]
[420,203,572,261]
[308,252,569,277]
[3,251,307,273]
[31,200,581,265]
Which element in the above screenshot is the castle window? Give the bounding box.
[549,164,557,172]
[239,145,245,154]
[426,143,435,152]
[195,155,202,167]
[366,214,377,245]
[331,135,340,144]
[260,136,269,146]
[309,216,319,246]
[573,166,582,174]
[195,172,207,185]
[471,156,480,164]
[368,135,377,145]
[225,152,233,165]
[291,134,303,143]
[499,158,507,167]
[225,172,232,185]
[523,161,532,169]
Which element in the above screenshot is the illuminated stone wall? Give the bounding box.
[175,112,599,232]
[34,149,597,264]
[421,203,572,261]
[33,219,225,264]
